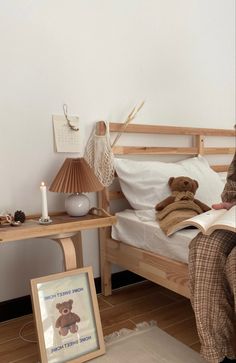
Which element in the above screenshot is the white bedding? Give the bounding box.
[111,209,200,264]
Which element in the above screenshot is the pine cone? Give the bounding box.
[14,210,26,223]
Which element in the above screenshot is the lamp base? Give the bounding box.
[65,193,90,217]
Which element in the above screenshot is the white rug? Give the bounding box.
[93,322,206,363]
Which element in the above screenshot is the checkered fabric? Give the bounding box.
[189,152,236,363]
[221,152,236,203]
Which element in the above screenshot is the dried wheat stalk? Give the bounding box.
[111,101,145,148]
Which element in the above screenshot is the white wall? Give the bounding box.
[0,0,235,302]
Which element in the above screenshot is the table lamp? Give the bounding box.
[49,158,104,216]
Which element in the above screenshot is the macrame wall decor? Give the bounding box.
[84,101,145,187]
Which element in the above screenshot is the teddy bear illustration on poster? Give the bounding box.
[55,299,80,336]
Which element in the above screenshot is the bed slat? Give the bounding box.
[110,122,235,137]
[204,147,235,155]
[113,146,235,156]
[112,146,198,155]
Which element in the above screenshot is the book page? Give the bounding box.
[181,209,225,231]
[170,207,236,236]
[167,209,225,236]
[207,205,236,233]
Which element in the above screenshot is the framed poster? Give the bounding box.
[31,267,105,363]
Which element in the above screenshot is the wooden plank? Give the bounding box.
[99,228,112,296]
[72,232,84,268]
[100,290,175,327]
[195,135,204,155]
[0,315,34,344]
[54,237,77,270]
[164,317,199,346]
[112,146,198,155]
[26,211,65,220]
[106,238,189,298]
[0,214,116,243]
[109,122,235,136]
[204,147,235,155]
[98,189,110,213]
[113,146,235,155]
[211,164,229,172]
[0,333,38,363]
[109,190,125,200]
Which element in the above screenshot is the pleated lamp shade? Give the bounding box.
[49,158,103,216]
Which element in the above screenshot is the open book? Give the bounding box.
[167,205,236,236]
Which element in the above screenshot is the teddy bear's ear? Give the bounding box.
[193,179,199,189]
[168,177,175,186]
[56,303,61,309]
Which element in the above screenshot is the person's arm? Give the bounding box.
[212,152,236,210]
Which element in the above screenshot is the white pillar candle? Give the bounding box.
[40,182,49,220]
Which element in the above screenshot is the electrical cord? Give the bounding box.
[18,320,37,343]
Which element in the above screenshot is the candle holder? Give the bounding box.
[39,216,52,225]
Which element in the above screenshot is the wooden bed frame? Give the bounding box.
[97,122,235,298]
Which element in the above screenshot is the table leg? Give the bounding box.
[99,227,112,296]
[54,237,77,271]
[72,232,84,268]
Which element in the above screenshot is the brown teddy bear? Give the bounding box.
[155,176,210,235]
[155,176,210,212]
[55,299,80,336]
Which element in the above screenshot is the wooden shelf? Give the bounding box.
[0,213,116,243]
[0,212,116,271]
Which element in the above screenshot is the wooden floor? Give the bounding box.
[0,280,200,363]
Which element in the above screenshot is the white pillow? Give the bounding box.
[114,155,224,210]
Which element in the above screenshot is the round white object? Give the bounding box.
[65,193,90,216]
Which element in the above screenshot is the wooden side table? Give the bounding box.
[0,209,116,271]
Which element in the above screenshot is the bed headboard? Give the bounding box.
[97,121,235,213]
